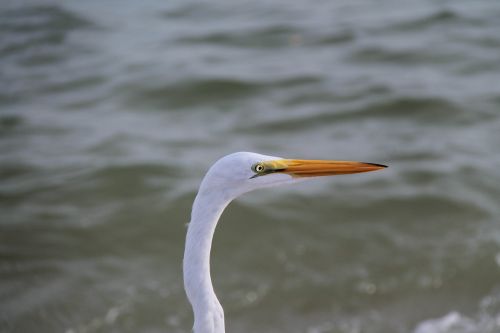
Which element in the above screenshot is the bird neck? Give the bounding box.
[183,188,231,333]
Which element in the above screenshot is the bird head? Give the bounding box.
[198,152,386,200]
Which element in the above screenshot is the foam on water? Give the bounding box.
[414,311,500,333]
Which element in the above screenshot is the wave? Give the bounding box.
[176,24,301,49]
[234,95,464,134]
[124,75,321,109]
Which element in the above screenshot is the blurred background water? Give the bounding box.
[1,0,500,332]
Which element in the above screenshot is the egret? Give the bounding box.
[183,152,387,333]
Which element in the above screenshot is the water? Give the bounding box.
[1,0,500,332]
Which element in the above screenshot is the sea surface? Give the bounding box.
[1,0,500,332]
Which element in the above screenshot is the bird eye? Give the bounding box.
[252,163,265,173]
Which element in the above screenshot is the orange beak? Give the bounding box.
[258,159,387,178]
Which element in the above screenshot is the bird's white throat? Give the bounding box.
[183,190,230,333]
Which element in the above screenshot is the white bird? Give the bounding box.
[183,152,386,333]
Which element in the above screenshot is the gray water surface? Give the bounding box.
[1,0,500,332]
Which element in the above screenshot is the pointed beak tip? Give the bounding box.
[365,162,388,170]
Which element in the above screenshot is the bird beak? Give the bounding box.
[264,159,387,178]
